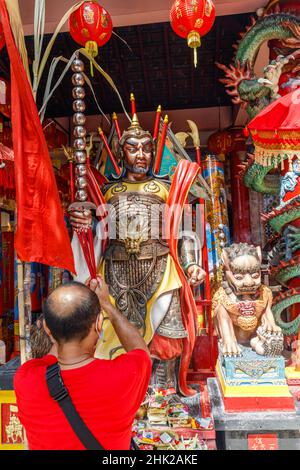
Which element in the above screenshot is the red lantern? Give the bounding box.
[0,22,5,52]
[69,1,113,60]
[207,130,233,161]
[170,0,215,67]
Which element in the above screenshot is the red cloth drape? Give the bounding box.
[166,159,201,396]
[0,0,75,272]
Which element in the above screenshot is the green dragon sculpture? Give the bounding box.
[216,13,300,120]
[273,289,300,335]
[217,10,300,338]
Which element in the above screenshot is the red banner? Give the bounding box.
[0,0,75,272]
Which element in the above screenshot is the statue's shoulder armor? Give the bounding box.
[157,179,171,191]
[102,181,120,196]
[104,178,170,202]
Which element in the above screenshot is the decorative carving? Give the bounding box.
[234,359,278,379]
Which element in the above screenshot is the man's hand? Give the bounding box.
[187,265,206,286]
[69,209,92,230]
[89,276,111,311]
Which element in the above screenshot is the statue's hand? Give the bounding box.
[187,265,206,286]
[69,209,92,230]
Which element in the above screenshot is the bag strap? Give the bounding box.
[46,363,104,450]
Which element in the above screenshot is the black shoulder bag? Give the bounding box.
[46,363,104,450]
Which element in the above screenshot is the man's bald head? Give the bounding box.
[43,282,100,343]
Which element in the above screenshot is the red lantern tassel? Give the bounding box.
[154,115,169,174]
[130,93,136,116]
[98,127,121,176]
[113,112,122,140]
[153,105,162,140]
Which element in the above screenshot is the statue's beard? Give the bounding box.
[124,160,150,174]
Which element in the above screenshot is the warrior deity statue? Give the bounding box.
[212,243,284,357]
[70,115,206,396]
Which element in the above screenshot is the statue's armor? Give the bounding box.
[156,290,187,339]
[103,179,188,340]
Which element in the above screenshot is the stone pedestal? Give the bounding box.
[216,346,294,411]
[208,378,300,450]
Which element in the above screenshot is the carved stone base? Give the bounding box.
[220,345,286,385]
[216,346,294,412]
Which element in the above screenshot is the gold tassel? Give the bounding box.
[85,41,98,77]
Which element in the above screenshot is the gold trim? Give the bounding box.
[254,145,300,168]
[252,130,300,139]
[254,141,300,151]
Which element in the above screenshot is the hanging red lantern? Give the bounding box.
[170,0,215,67]
[207,130,233,161]
[69,1,113,62]
[0,22,5,52]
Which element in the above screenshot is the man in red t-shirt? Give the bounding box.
[14,277,151,450]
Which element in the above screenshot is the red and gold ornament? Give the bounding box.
[69,1,113,73]
[207,129,233,160]
[170,0,215,67]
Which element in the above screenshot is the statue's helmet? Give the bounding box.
[119,114,154,149]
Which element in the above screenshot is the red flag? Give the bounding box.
[0,0,75,272]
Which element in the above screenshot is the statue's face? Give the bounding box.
[123,136,153,174]
[225,255,261,296]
